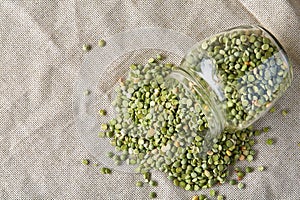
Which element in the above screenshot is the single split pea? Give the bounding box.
[99,109,107,116]
[81,159,89,165]
[149,192,157,199]
[258,166,265,171]
[238,182,245,189]
[136,181,143,187]
[98,39,106,47]
[82,44,92,52]
[266,138,274,145]
[217,195,224,200]
[281,109,288,116]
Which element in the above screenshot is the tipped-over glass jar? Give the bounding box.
[168,25,293,140]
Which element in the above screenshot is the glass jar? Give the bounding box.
[168,25,293,142]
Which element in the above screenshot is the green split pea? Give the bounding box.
[82,44,92,52]
[98,39,106,47]
[81,159,89,165]
[149,192,157,199]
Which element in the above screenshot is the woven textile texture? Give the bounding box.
[0,0,299,199]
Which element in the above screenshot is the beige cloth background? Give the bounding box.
[1,0,300,199]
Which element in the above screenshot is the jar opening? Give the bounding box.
[166,66,226,156]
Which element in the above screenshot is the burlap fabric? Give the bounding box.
[0,0,299,199]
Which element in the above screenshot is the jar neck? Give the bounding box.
[168,66,226,142]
